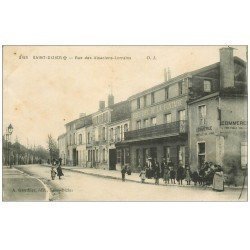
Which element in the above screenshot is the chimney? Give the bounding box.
[108,94,114,107]
[220,47,235,89]
[164,68,168,82]
[99,101,105,110]
[167,67,171,80]
[79,113,86,118]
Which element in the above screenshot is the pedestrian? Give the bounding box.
[169,161,176,184]
[121,165,127,182]
[139,168,146,183]
[192,170,199,185]
[212,165,224,191]
[185,166,191,185]
[176,163,185,185]
[154,161,160,185]
[51,166,57,180]
[160,158,167,178]
[126,165,132,175]
[146,157,153,179]
[59,157,62,166]
[163,166,170,185]
[56,165,64,180]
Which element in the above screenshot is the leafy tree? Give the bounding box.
[47,134,59,162]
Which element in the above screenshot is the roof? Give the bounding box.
[110,100,131,123]
[127,56,246,101]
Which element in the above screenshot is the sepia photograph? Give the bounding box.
[2,45,248,201]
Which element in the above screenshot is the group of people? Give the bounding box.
[121,158,225,191]
[138,158,192,186]
[50,158,64,180]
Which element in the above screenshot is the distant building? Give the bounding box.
[109,100,131,170]
[58,133,67,165]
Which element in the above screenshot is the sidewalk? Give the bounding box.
[55,165,247,190]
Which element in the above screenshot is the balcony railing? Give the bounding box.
[124,120,187,141]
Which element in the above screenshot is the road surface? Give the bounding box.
[2,167,49,201]
[7,164,247,201]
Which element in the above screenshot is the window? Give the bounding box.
[96,149,99,162]
[79,134,82,145]
[102,127,106,140]
[87,132,91,143]
[144,119,149,127]
[116,126,121,141]
[165,87,169,100]
[241,142,247,168]
[165,113,172,123]
[198,105,206,125]
[204,80,211,92]
[121,125,124,140]
[151,117,157,126]
[117,149,121,163]
[137,98,141,109]
[124,124,128,132]
[178,146,186,166]
[178,110,186,121]
[151,92,155,104]
[136,120,141,129]
[88,150,91,161]
[102,148,106,162]
[69,135,72,145]
[179,80,188,95]
[125,148,130,164]
[198,142,205,167]
[143,95,147,107]
[110,128,114,141]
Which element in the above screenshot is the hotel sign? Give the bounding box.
[132,98,185,119]
[220,120,247,131]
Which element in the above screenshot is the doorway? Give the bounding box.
[109,149,116,170]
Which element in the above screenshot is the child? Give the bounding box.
[170,167,176,184]
[51,166,57,180]
[163,167,170,185]
[185,168,191,185]
[121,165,127,182]
[139,168,146,183]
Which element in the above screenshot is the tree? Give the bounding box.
[47,134,59,162]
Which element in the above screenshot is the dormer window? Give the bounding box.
[204,80,211,92]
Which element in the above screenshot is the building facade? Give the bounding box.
[188,48,247,173]
[58,47,247,176]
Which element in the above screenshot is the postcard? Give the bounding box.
[2,45,248,201]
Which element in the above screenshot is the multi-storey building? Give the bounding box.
[123,47,247,172]
[109,100,131,170]
[58,47,247,178]
[63,113,92,166]
[86,95,131,170]
[75,114,92,167]
[124,75,189,170]
[188,47,247,173]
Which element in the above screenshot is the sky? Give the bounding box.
[3,45,247,148]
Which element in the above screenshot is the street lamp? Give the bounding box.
[6,124,14,168]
